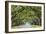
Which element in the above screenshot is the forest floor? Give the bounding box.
[12,23,41,29]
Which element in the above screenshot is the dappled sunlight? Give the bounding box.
[11,5,41,29]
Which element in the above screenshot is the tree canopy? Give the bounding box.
[11,5,41,27]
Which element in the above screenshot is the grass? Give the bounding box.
[32,25,41,28]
